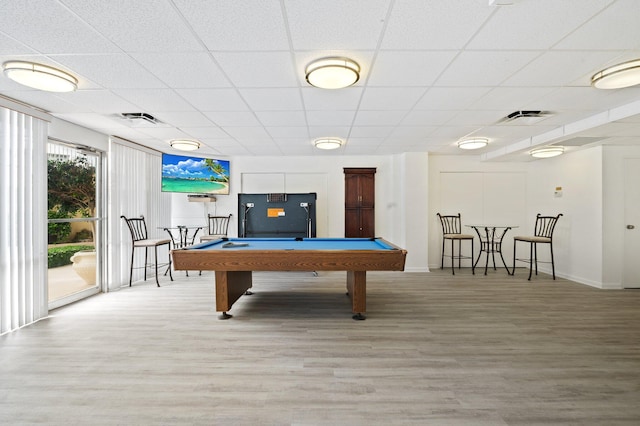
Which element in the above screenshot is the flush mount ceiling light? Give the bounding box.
[530,146,564,158]
[170,139,200,151]
[305,57,360,89]
[314,138,343,150]
[591,59,640,89]
[2,61,77,92]
[457,138,489,150]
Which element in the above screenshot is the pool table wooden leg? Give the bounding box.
[215,271,253,319]
[346,271,366,320]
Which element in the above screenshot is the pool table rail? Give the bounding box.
[172,248,407,272]
[170,237,407,320]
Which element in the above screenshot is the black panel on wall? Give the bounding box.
[238,193,317,238]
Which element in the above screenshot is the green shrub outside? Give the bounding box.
[48,245,94,268]
[48,209,72,244]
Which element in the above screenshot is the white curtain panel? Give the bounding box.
[0,106,49,335]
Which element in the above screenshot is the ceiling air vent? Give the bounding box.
[120,112,160,124]
[499,110,552,125]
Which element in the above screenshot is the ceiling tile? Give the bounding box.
[181,126,229,139]
[353,110,406,126]
[468,0,612,50]
[504,51,622,87]
[54,54,166,89]
[266,127,309,138]
[468,87,556,111]
[136,126,192,140]
[53,112,131,129]
[239,88,303,111]
[131,52,231,88]
[556,0,640,50]
[215,52,298,87]
[61,0,204,53]
[359,87,426,110]
[112,89,195,112]
[224,126,270,139]
[301,87,364,110]
[414,87,492,110]
[62,89,140,114]
[256,111,307,127]
[401,110,457,126]
[0,33,37,55]
[176,89,249,111]
[381,0,492,50]
[204,111,261,127]
[0,0,119,54]
[435,51,541,87]
[349,126,395,138]
[306,110,355,126]
[174,0,289,51]
[308,126,351,139]
[154,111,215,127]
[286,0,391,50]
[367,51,457,87]
[387,126,436,140]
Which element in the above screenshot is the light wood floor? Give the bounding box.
[2,268,640,425]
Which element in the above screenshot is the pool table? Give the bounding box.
[171,237,407,320]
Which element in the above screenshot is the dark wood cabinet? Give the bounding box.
[344,168,376,237]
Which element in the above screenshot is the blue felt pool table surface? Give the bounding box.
[189,237,399,251]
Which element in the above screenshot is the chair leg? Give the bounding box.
[154,246,160,287]
[528,242,533,280]
[550,243,556,280]
[144,247,149,281]
[512,240,516,276]
[471,239,475,275]
[441,239,445,270]
[167,245,173,282]
[451,239,455,275]
[534,243,538,276]
[129,247,135,286]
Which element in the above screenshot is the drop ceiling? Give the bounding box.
[1,0,640,159]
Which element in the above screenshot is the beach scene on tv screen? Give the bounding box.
[162,154,229,194]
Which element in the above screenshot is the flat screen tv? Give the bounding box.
[161,153,230,195]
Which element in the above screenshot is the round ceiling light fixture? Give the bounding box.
[170,139,201,151]
[305,57,360,89]
[530,146,564,158]
[591,59,640,89]
[3,61,77,92]
[314,138,343,150]
[457,138,489,150]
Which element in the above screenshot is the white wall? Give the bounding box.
[526,147,603,287]
[151,141,640,286]
[170,153,430,271]
[429,147,606,287]
[428,155,530,270]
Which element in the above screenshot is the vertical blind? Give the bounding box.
[0,106,49,335]
[108,138,170,291]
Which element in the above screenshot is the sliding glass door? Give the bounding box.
[47,141,104,309]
